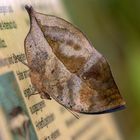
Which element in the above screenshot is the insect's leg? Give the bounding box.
[27,91,51,100]
[40,92,52,100]
[19,60,30,68]
[28,91,39,99]
[13,53,31,69]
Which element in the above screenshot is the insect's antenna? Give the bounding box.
[49,94,80,119]
[65,107,80,119]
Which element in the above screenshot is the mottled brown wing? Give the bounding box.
[48,54,126,114]
[24,6,125,114]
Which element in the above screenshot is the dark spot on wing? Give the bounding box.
[51,69,55,74]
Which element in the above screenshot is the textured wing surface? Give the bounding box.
[24,6,125,114]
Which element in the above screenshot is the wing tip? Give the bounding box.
[25,5,33,12]
[80,104,126,115]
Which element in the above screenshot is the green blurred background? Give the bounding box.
[62,0,140,140]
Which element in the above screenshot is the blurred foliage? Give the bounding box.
[63,0,140,140]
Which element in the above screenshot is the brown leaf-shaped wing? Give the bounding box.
[24,6,125,114]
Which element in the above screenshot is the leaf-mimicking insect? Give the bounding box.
[22,5,125,115]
